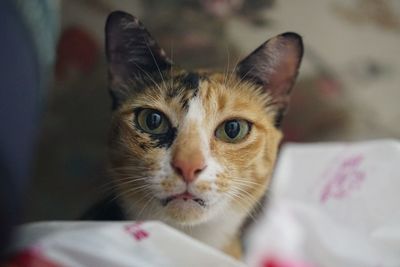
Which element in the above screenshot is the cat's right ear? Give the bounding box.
[236,33,303,127]
[105,11,172,108]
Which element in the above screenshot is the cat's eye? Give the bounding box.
[136,109,170,135]
[215,119,251,143]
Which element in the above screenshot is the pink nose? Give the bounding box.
[171,157,206,183]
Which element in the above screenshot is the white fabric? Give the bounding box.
[11,221,245,267]
[245,139,400,267]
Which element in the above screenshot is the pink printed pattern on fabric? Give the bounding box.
[261,256,315,267]
[320,154,366,203]
[124,223,150,241]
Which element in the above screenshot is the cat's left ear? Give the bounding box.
[237,32,303,127]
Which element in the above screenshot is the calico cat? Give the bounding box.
[84,10,303,259]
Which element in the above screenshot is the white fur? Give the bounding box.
[185,97,223,182]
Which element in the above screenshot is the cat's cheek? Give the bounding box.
[195,157,227,194]
[192,181,213,194]
[151,150,184,196]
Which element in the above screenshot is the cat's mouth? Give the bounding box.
[161,192,206,207]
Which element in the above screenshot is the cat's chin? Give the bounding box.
[163,198,211,225]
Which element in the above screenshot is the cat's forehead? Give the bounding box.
[175,71,274,126]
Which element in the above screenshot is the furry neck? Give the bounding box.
[124,203,247,250]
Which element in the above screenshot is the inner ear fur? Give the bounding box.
[236,32,304,127]
[105,11,172,108]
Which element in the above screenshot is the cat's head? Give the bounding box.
[105,11,303,225]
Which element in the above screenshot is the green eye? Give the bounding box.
[136,109,170,134]
[215,119,251,143]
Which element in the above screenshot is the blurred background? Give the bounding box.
[20,0,400,222]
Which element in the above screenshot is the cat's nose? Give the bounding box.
[171,156,207,183]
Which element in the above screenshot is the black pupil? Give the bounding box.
[146,112,162,130]
[225,120,240,139]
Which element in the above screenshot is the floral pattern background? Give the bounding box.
[26,0,400,221]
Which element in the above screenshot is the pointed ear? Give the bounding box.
[105,11,172,107]
[237,32,303,127]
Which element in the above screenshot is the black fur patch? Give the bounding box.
[165,72,199,100]
[166,87,180,99]
[139,143,150,151]
[181,98,190,111]
[274,108,285,128]
[150,127,177,148]
[182,72,203,110]
[181,72,200,92]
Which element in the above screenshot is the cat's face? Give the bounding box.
[105,11,303,225]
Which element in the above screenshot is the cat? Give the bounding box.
[83,10,303,259]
